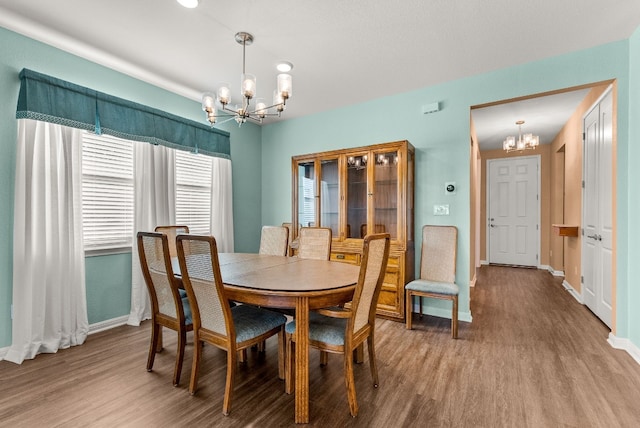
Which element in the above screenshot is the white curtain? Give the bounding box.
[5,119,88,364]
[127,143,176,326]
[210,157,234,252]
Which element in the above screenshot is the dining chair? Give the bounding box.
[258,225,289,256]
[405,225,459,338]
[297,227,332,260]
[360,223,386,238]
[281,222,294,256]
[137,231,193,387]
[176,234,287,416]
[154,225,190,257]
[285,233,390,417]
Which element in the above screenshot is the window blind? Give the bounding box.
[82,133,134,251]
[176,151,212,235]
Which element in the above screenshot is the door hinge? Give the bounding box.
[581,275,584,283]
[581,228,584,236]
[536,224,539,230]
[582,180,585,188]
[536,254,539,260]
[582,132,586,141]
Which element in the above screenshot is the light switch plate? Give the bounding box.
[433,204,450,215]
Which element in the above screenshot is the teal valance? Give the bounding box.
[16,68,230,158]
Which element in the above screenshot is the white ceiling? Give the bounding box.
[0,0,639,148]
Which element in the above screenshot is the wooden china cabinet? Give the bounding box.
[291,140,415,320]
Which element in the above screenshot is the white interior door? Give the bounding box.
[582,88,613,328]
[487,156,539,266]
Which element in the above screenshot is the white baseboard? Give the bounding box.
[608,333,640,366]
[88,315,130,335]
[480,260,489,266]
[562,280,583,303]
[548,266,565,277]
[411,302,472,323]
[0,315,130,362]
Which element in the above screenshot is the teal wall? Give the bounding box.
[625,25,640,344]
[0,27,262,348]
[1,23,639,354]
[260,39,632,325]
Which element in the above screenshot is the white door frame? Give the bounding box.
[486,154,541,267]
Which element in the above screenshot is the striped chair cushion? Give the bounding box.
[285,312,347,346]
[405,279,459,296]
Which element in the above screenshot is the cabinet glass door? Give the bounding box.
[320,158,339,236]
[373,150,399,240]
[297,160,316,227]
[346,154,368,238]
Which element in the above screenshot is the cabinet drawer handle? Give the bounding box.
[336,254,345,260]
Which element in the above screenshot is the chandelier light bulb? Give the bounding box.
[241,73,256,99]
[277,73,293,99]
[217,84,231,106]
[255,98,267,118]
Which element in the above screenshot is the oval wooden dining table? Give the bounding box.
[196,253,360,424]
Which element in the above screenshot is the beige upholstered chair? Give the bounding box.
[297,227,332,260]
[405,225,459,338]
[285,233,390,417]
[154,225,190,257]
[259,225,289,256]
[137,231,193,386]
[360,223,386,238]
[176,234,287,416]
[281,222,294,256]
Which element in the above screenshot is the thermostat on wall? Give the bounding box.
[445,182,456,195]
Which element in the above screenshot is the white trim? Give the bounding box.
[0,315,130,361]
[0,7,201,102]
[547,265,565,276]
[480,260,489,265]
[88,315,130,335]
[562,280,583,303]
[608,333,640,366]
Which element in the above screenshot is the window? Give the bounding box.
[175,150,212,234]
[81,133,212,252]
[81,132,134,252]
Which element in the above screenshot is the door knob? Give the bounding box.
[587,234,598,240]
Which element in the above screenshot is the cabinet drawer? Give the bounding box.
[386,255,400,268]
[331,252,360,265]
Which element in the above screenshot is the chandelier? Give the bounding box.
[503,120,539,152]
[201,32,293,127]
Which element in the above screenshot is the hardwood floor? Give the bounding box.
[1,265,639,427]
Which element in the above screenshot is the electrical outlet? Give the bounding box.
[433,204,450,215]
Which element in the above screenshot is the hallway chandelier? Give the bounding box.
[201,32,293,127]
[503,120,539,153]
